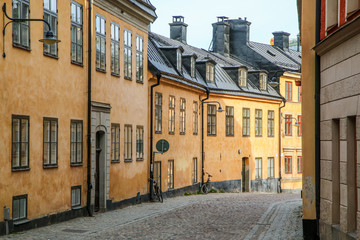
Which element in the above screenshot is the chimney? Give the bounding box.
[272,31,290,51]
[169,16,188,44]
[212,16,230,56]
[228,18,251,59]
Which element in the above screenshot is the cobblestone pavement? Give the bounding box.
[1,193,302,240]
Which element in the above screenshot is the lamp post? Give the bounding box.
[2,3,61,57]
[200,96,224,185]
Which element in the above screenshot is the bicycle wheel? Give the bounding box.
[201,183,209,194]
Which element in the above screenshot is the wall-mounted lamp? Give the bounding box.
[2,3,61,57]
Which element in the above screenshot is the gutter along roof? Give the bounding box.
[148,32,283,102]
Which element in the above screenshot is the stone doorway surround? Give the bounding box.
[91,101,111,211]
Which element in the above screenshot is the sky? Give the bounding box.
[150,0,300,50]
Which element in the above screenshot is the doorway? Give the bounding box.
[242,157,250,192]
[95,131,105,212]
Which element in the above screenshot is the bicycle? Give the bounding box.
[201,172,212,194]
[149,178,163,203]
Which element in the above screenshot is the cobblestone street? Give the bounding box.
[1,193,302,240]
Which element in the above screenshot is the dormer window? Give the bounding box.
[191,57,196,78]
[206,63,215,83]
[259,73,267,90]
[176,49,182,72]
[238,68,247,87]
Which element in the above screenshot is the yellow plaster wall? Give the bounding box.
[279,74,303,190]
[91,5,150,202]
[0,0,89,221]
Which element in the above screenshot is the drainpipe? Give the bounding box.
[150,71,161,200]
[278,97,286,193]
[200,88,210,185]
[86,0,93,217]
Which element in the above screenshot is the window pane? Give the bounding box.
[20,143,28,166]
[44,143,50,164]
[21,119,28,142]
[13,199,19,220]
[13,119,20,142]
[12,143,20,167]
[19,198,26,219]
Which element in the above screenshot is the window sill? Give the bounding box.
[43,165,58,169]
[193,133,198,135]
[96,68,106,73]
[207,134,217,137]
[124,159,132,163]
[43,52,59,59]
[71,61,84,67]
[136,80,144,84]
[111,160,120,164]
[13,44,31,52]
[243,135,250,137]
[180,132,185,135]
[70,163,83,167]
[71,206,83,210]
[136,158,144,161]
[155,131,162,134]
[226,135,234,137]
[12,167,30,172]
[124,76,132,81]
[111,72,120,78]
[169,132,175,135]
[13,219,30,226]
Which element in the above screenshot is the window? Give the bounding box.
[136,126,144,160]
[193,101,198,135]
[155,92,162,133]
[298,115,302,137]
[268,110,275,137]
[226,106,234,136]
[347,0,359,15]
[12,115,29,169]
[43,0,58,56]
[298,86,302,102]
[285,81,292,101]
[206,63,215,83]
[176,49,182,72]
[43,118,58,167]
[124,125,132,161]
[268,157,274,178]
[169,96,175,134]
[285,114,292,136]
[168,160,174,190]
[154,161,161,190]
[297,156,302,173]
[111,22,120,75]
[192,158,197,184]
[71,186,81,208]
[136,35,143,82]
[285,156,292,173]
[255,158,262,179]
[239,68,247,87]
[12,195,27,221]
[180,98,186,134]
[96,14,106,71]
[71,1,83,64]
[191,57,196,78]
[326,0,338,29]
[70,120,83,165]
[124,29,132,79]
[207,105,216,136]
[242,108,250,136]
[259,73,267,90]
[12,0,30,48]
[255,109,262,137]
[111,124,120,162]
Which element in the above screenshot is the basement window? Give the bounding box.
[71,186,81,208]
[206,63,215,83]
[13,195,27,221]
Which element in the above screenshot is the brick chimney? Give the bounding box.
[272,31,290,51]
[169,16,188,44]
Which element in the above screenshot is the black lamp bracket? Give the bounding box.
[2,3,53,57]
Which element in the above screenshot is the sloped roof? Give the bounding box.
[129,0,157,18]
[249,41,301,71]
[148,32,283,101]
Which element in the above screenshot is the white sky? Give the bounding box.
[150,0,299,50]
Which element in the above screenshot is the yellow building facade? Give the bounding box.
[0,0,156,234]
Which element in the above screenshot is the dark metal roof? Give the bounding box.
[148,32,283,101]
[249,41,301,71]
